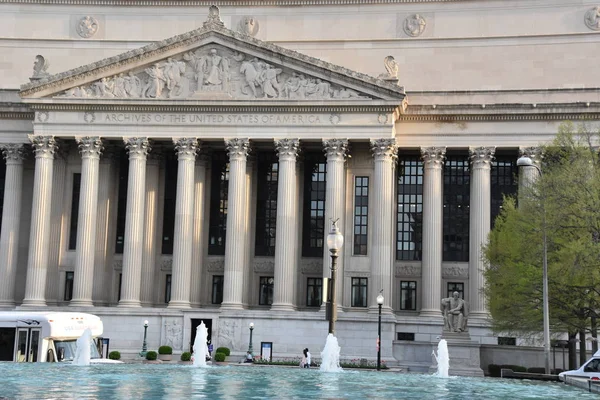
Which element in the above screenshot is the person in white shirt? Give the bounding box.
[304,348,311,369]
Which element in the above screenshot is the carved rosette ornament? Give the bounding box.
[420,147,446,168]
[275,138,300,161]
[29,135,57,158]
[124,137,150,159]
[370,138,398,161]
[403,14,426,37]
[0,144,26,164]
[77,16,99,38]
[469,146,495,169]
[238,16,259,36]
[323,139,349,161]
[585,7,600,31]
[225,138,250,161]
[519,146,542,166]
[76,137,103,159]
[173,138,199,161]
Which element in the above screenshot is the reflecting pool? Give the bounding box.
[0,363,594,400]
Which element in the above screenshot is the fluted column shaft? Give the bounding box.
[370,139,398,311]
[0,145,25,307]
[322,139,348,308]
[469,146,495,318]
[168,138,198,309]
[119,137,149,307]
[71,137,103,306]
[420,147,446,317]
[271,139,300,311]
[190,154,208,307]
[140,152,161,307]
[22,136,57,306]
[518,147,542,203]
[222,138,250,310]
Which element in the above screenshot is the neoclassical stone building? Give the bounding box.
[0,1,599,373]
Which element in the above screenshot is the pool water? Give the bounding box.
[0,363,594,400]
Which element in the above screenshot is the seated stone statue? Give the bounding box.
[441,291,469,332]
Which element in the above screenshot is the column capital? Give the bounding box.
[420,146,446,168]
[275,138,300,161]
[1,144,26,164]
[469,146,495,169]
[29,135,57,158]
[124,137,150,159]
[173,137,199,160]
[370,138,397,161]
[76,136,103,159]
[519,146,543,165]
[323,139,349,161]
[225,138,250,160]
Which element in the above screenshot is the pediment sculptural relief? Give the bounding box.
[57,45,371,101]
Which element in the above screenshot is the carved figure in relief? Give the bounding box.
[238,16,259,36]
[77,16,99,38]
[125,71,142,97]
[441,291,469,333]
[112,73,127,98]
[316,79,332,98]
[281,72,302,99]
[144,63,166,98]
[333,88,367,99]
[239,58,262,97]
[184,50,208,91]
[163,57,186,97]
[165,320,183,350]
[206,48,223,86]
[585,6,600,30]
[93,77,114,97]
[403,14,426,37]
[260,64,282,98]
[31,55,50,80]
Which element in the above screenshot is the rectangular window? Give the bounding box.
[302,154,326,257]
[161,156,177,254]
[443,155,470,262]
[351,277,368,307]
[64,271,74,301]
[498,337,516,346]
[306,278,322,307]
[397,155,423,261]
[447,282,464,299]
[117,273,122,302]
[68,173,81,250]
[208,153,229,255]
[212,275,224,305]
[255,155,278,256]
[397,332,415,341]
[400,281,417,310]
[491,154,518,228]
[165,274,172,304]
[115,151,128,254]
[259,276,274,306]
[353,176,369,255]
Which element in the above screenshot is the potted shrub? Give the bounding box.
[158,345,173,361]
[180,351,192,364]
[213,352,226,365]
[215,347,230,361]
[146,351,158,362]
[108,351,121,361]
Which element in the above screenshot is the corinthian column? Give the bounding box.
[168,138,198,309]
[119,137,149,308]
[518,146,542,203]
[271,139,300,311]
[370,139,398,311]
[22,136,57,307]
[322,139,348,308]
[420,146,446,317]
[469,146,495,318]
[221,138,250,310]
[190,152,209,307]
[0,144,25,307]
[70,137,103,307]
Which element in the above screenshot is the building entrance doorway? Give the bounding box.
[190,319,212,353]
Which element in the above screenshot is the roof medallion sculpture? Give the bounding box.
[403,14,426,37]
[57,45,371,100]
[77,16,99,38]
[30,55,50,81]
[585,6,600,31]
[238,16,260,36]
[378,55,399,84]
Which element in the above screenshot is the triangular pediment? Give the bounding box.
[19,6,405,105]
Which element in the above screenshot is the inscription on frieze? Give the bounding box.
[90,112,326,126]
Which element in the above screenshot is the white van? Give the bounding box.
[0,311,120,363]
[559,349,600,381]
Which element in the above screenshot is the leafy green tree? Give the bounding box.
[484,122,600,368]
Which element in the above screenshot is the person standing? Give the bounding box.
[304,348,311,369]
[300,349,307,368]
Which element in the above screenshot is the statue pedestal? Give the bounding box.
[430,332,484,377]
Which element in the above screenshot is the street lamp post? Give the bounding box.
[517,156,550,375]
[139,320,149,357]
[376,290,384,371]
[326,219,344,335]
[248,322,254,357]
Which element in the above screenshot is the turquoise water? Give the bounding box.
[0,363,594,400]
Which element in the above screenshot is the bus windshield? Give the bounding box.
[54,340,101,361]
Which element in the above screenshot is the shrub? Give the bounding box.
[215,347,230,356]
[180,352,192,362]
[488,364,501,377]
[158,346,173,355]
[108,351,121,360]
[146,351,157,361]
[214,352,226,362]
